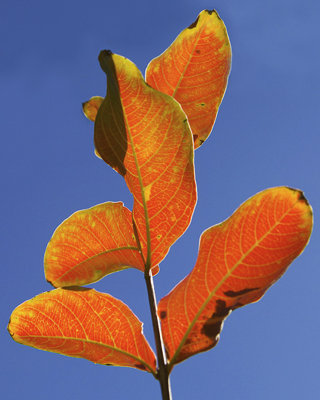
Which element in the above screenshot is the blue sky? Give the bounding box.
[1,1,319,399]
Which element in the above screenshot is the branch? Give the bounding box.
[144,270,172,400]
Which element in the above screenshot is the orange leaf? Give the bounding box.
[44,202,149,287]
[146,9,231,148]
[82,96,104,121]
[158,187,313,366]
[8,288,157,374]
[94,51,197,269]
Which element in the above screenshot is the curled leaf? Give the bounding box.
[146,9,231,148]
[94,51,197,269]
[8,288,157,374]
[158,187,313,365]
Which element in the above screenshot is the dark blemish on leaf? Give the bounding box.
[104,363,112,366]
[215,300,230,316]
[165,348,170,359]
[201,300,232,339]
[46,278,55,287]
[63,286,91,292]
[297,190,309,206]
[287,188,310,207]
[224,287,258,298]
[188,16,200,29]
[195,49,201,54]
[199,139,204,146]
[135,363,146,370]
[201,320,222,339]
[159,311,167,319]
[206,9,220,19]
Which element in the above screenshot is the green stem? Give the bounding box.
[144,270,172,400]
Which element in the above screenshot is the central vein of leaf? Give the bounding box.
[172,25,203,98]
[124,108,152,270]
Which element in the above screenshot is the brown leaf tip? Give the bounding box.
[100,49,113,56]
[98,50,113,70]
[296,189,309,205]
[286,187,312,213]
[205,9,219,17]
[188,9,219,29]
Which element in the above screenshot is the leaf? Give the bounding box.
[82,96,104,159]
[8,288,157,374]
[94,51,197,269]
[145,9,231,148]
[158,187,313,366]
[82,96,104,121]
[44,202,153,287]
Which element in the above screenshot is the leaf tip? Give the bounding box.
[287,187,310,206]
[205,9,219,17]
[98,49,114,72]
[286,187,313,224]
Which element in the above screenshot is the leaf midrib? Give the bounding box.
[17,334,156,375]
[120,84,152,270]
[172,21,204,98]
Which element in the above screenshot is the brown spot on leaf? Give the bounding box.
[201,320,222,339]
[224,287,258,298]
[195,49,201,54]
[135,363,146,371]
[159,311,167,319]
[206,9,220,19]
[201,300,232,339]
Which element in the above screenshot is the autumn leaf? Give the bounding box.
[82,96,103,159]
[44,202,152,287]
[146,9,231,148]
[82,96,104,121]
[94,51,197,270]
[8,288,157,374]
[158,187,313,366]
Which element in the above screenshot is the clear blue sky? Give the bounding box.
[1,1,319,399]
